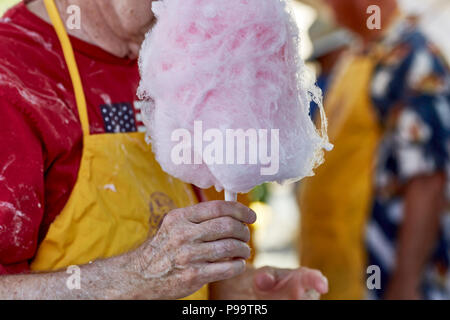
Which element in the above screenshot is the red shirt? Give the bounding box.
[0,3,146,274]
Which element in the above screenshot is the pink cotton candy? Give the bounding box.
[137,0,331,196]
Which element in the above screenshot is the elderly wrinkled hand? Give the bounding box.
[131,201,256,299]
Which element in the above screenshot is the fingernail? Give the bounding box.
[319,276,329,293]
[249,209,257,223]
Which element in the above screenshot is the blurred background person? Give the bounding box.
[298,0,450,300]
[305,3,353,118]
[398,0,450,65]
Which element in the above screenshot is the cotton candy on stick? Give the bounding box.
[138,0,332,201]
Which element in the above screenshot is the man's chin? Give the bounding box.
[128,42,142,60]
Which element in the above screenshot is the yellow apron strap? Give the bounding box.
[43,0,90,137]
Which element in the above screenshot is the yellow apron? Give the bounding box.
[298,51,382,300]
[31,0,208,300]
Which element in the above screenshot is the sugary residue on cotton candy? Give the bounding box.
[137,0,332,194]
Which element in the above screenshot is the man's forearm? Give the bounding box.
[0,250,147,300]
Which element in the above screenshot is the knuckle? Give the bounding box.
[166,227,186,246]
[176,250,192,265]
[210,201,223,216]
[163,210,178,225]
[183,267,199,286]
[309,269,324,279]
[243,244,251,258]
[220,217,235,234]
[237,260,246,273]
[243,225,251,242]
[172,232,187,246]
[220,239,238,255]
[223,264,238,279]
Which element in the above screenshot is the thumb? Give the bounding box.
[254,269,277,291]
